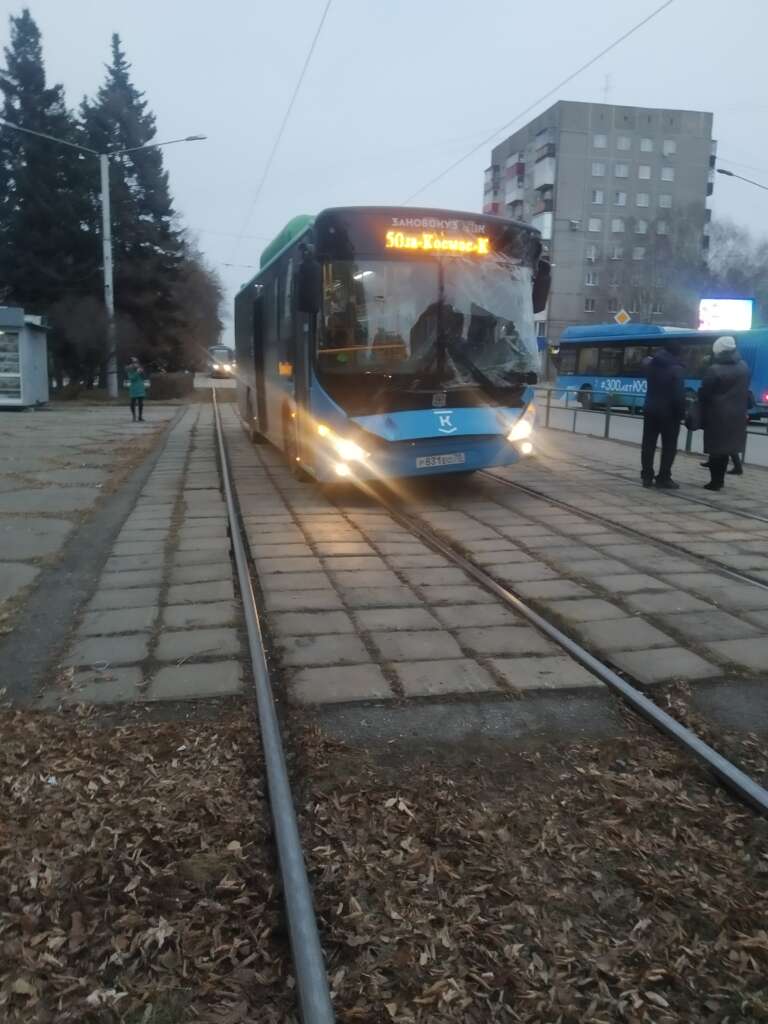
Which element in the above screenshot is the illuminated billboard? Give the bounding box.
[698,298,754,331]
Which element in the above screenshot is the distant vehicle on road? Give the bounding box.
[234,206,551,481]
[554,323,768,418]
[208,345,236,378]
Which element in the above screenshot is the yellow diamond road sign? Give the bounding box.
[614,309,631,325]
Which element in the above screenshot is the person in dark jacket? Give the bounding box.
[640,341,686,489]
[698,335,750,491]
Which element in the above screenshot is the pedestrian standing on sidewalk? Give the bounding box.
[640,340,686,489]
[127,358,146,422]
[698,335,750,491]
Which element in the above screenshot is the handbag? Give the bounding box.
[685,398,702,432]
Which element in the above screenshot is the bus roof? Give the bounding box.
[560,323,768,344]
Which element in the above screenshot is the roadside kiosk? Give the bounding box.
[0,306,49,408]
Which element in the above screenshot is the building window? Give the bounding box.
[584,298,596,312]
[636,219,648,234]
[656,220,669,235]
[588,217,602,232]
[608,297,619,312]
[633,246,646,261]
[592,162,606,177]
[653,300,664,314]
[629,300,640,314]
[591,189,604,205]
[661,166,675,181]
[662,139,677,156]
[636,192,650,207]
[593,133,607,148]
[617,135,631,151]
[640,137,653,152]
[615,162,629,178]
[585,270,599,287]
[611,218,625,233]
[609,270,620,286]
[536,320,547,337]
[614,191,627,206]
[638,165,651,179]
[609,245,624,260]
[659,193,672,208]
[585,243,599,263]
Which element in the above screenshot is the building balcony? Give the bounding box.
[506,199,524,221]
[505,160,525,177]
[505,181,525,204]
[483,200,500,215]
[534,197,554,215]
[533,157,556,190]
[531,211,552,240]
[535,142,556,162]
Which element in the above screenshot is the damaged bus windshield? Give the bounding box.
[316,253,539,414]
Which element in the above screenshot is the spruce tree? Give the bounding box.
[0,8,96,381]
[81,35,183,365]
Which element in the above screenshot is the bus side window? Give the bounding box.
[283,258,295,365]
[598,346,622,375]
[623,345,648,375]
[578,346,599,374]
[558,348,577,374]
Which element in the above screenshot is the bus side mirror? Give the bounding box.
[296,256,322,315]
[532,258,551,314]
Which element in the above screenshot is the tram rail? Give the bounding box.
[212,385,335,1024]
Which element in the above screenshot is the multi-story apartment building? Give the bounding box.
[483,101,716,349]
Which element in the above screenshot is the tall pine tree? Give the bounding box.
[81,35,184,365]
[0,8,96,382]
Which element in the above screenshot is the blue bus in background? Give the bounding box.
[554,323,768,418]
[234,207,551,481]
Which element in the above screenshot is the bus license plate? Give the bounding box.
[416,452,466,469]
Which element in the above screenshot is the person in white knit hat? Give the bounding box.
[697,336,750,491]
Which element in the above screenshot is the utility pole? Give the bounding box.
[0,119,205,398]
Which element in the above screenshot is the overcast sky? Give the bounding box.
[3,0,767,343]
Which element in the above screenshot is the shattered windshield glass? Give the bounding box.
[316,255,539,410]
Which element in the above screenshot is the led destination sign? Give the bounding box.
[385,229,491,255]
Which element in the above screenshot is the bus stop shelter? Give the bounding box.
[0,306,49,408]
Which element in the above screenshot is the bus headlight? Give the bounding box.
[333,437,367,462]
[520,441,534,455]
[212,363,220,370]
[507,405,535,443]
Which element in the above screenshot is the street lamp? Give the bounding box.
[716,167,768,193]
[0,119,206,397]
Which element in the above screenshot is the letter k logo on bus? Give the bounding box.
[433,411,457,434]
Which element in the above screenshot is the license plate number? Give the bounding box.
[416,452,466,469]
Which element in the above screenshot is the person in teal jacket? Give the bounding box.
[127,358,146,421]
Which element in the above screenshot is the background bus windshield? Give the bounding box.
[316,255,538,413]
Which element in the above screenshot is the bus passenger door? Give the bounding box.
[293,314,312,464]
[253,291,268,434]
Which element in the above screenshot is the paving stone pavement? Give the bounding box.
[40,405,245,707]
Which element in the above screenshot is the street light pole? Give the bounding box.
[0,119,205,398]
[716,167,768,192]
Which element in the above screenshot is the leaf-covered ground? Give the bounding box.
[2,703,767,1022]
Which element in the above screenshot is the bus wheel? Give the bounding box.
[577,386,593,409]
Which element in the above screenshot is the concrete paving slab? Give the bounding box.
[163,602,238,629]
[575,617,675,652]
[432,604,521,628]
[0,487,97,513]
[54,667,144,705]
[401,567,471,587]
[104,553,159,573]
[322,556,388,572]
[249,543,314,559]
[111,540,166,557]
[353,607,442,632]
[663,610,760,643]
[514,579,593,601]
[176,536,231,552]
[290,664,393,704]
[0,517,73,560]
[418,584,496,606]
[610,647,721,684]
[173,548,228,567]
[473,550,535,566]
[393,658,499,697]
[456,625,557,656]
[745,610,768,630]
[278,634,370,667]
[147,660,242,700]
[374,542,433,555]
[312,542,376,556]
[705,637,768,672]
[491,656,601,690]
[263,589,344,613]
[170,562,233,585]
[260,571,333,592]
[87,586,160,611]
[166,580,235,605]
[385,553,454,569]
[0,561,40,601]
[256,556,323,574]
[66,633,150,668]
[80,606,158,636]
[547,598,629,623]
[100,569,163,589]
[332,570,402,589]
[340,586,422,609]
[271,610,355,636]
[623,590,713,615]
[155,627,240,662]
[592,574,670,594]
[370,630,463,661]
[492,562,559,583]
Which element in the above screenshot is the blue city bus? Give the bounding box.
[554,323,768,417]
[234,207,551,481]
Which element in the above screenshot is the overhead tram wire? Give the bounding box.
[230,0,333,261]
[401,0,677,205]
